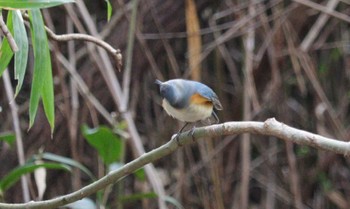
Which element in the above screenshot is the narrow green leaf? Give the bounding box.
[105,0,112,21]
[82,125,124,165]
[28,9,55,133]
[0,162,70,192]
[41,48,55,134]
[0,0,75,9]
[0,132,15,146]
[0,12,14,77]
[28,9,44,129]
[40,152,96,180]
[12,10,28,97]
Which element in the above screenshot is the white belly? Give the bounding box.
[162,99,213,122]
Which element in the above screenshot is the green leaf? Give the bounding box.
[0,12,14,77]
[317,172,332,192]
[0,132,15,146]
[39,152,95,181]
[0,162,70,192]
[12,10,28,97]
[41,52,55,134]
[105,0,112,21]
[82,125,124,165]
[0,0,75,9]
[28,9,55,133]
[134,168,145,181]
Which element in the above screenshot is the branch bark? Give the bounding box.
[0,118,348,209]
[0,12,18,52]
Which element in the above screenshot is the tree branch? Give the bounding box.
[0,12,19,52]
[0,118,348,209]
[22,13,122,71]
[45,28,122,71]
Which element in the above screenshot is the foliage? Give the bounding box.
[82,125,124,166]
[0,162,70,194]
[0,0,75,133]
[0,0,74,9]
[0,132,15,146]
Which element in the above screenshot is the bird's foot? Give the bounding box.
[188,126,196,142]
[172,133,183,146]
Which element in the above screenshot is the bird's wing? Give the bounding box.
[196,88,223,110]
[190,93,212,106]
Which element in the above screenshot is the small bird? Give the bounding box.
[155,79,223,139]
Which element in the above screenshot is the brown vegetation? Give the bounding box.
[1,0,350,208]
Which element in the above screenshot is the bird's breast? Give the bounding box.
[162,99,213,122]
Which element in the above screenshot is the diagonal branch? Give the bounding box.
[293,0,350,24]
[22,13,123,71]
[0,12,18,52]
[0,118,348,209]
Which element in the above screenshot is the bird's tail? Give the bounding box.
[154,79,163,85]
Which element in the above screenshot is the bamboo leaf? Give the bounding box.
[0,0,75,9]
[0,11,14,76]
[105,0,112,21]
[41,45,55,134]
[0,132,15,146]
[28,9,55,134]
[39,152,96,181]
[12,10,28,97]
[0,162,70,192]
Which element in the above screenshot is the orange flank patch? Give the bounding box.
[190,93,213,107]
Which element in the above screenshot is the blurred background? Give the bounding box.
[0,0,350,208]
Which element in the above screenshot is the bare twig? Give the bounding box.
[299,0,340,51]
[23,13,122,71]
[240,2,256,208]
[293,0,350,24]
[46,29,123,71]
[285,142,303,209]
[0,118,349,208]
[0,12,18,52]
[3,70,30,202]
[122,0,139,111]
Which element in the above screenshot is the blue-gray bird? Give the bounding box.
[155,79,223,137]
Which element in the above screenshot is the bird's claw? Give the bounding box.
[188,126,196,142]
[172,133,182,146]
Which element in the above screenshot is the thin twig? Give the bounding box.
[299,0,340,51]
[240,2,256,208]
[46,29,123,71]
[293,0,350,24]
[22,13,122,71]
[0,12,18,52]
[121,0,139,111]
[3,70,30,202]
[0,118,349,208]
[66,16,82,190]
